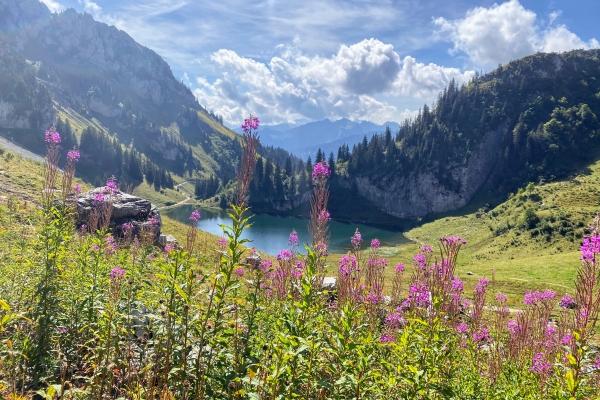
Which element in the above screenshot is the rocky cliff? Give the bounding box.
[340,124,505,218]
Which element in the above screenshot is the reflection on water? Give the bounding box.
[164,205,410,255]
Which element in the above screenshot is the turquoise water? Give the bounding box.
[164,205,410,255]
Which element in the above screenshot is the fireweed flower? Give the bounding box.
[149,217,159,227]
[507,320,520,335]
[409,284,430,308]
[318,210,331,223]
[288,230,299,246]
[559,295,577,309]
[67,150,80,162]
[189,210,201,223]
[496,293,508,303]
[580,234,600,261]
[241,115,260,132]
[351,229,363,248]
[277,249,293,262]
[395,263,405,273]
[456,323,468,333]
[93,193,105,204]
[56,327,68,334]
[371,238,381,249]
[561,334,573,346]
[316,243,328,257]
[73,184,82,193]
[105,181,118,195]
[312,161,331,181]
[380,334,394,343]
[109,265,126,281]
[473,328,490,343]
[218,237,227,249]
[339,255,357,276]
[260,260,273,273]
[234,267,244,276]
[530,353,552,375]
[45,130,61,143]
[385,313,407,329]
[475,278,489,295]
[365,293,380,305]
[122,222,134,231]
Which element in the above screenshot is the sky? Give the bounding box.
[41,0,600,127]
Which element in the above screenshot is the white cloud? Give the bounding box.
[434,0,599,68]
[78,0,102,17]
[193,39,474,125]
[40,0,63,13]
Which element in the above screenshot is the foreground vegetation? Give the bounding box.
[1,122,600,399]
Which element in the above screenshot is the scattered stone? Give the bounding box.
[158,234,178,249]
[322,276,337,291]
[75,188,162,244]
[467,271,474,275]
[245,252,262,268]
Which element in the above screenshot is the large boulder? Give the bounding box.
[75,188,162,243]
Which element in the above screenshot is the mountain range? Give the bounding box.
[235,118,400,158]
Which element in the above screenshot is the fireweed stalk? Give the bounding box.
[197,115,260,398]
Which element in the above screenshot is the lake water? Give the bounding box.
[164,205,410,255]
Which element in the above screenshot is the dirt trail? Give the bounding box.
[159,180,195,210]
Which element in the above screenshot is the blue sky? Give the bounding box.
[41,0,600,126]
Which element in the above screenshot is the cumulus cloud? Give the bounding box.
[434,0,599,68]
[40,0,63,13]
[194,39,474,125]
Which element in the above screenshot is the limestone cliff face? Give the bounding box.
[340,124,505,218]
[0,0,198,111]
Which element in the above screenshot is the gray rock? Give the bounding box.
[245,252,262,268]
[322,276,337,291]
[75,188,162,243]
[158,234,178,248]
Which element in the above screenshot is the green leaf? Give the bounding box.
[0,299,10,311]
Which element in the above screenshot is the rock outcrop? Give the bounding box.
[339,124,506,219]
[76,188,162,243]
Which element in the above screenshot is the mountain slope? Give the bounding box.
[335,50,600,218]
[0,0,245,196]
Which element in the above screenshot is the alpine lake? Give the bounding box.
[164,204,410,255]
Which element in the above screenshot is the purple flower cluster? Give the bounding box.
[395,263,405,273]
[277,249,293,262]
[105,180,118,195]
[109,265,126,281]
[122,222,134,231]
[440,236,467,245]
[495,293,507,303]
[56,327,68,334]
[218,237,227,249]
[241,115,260,132]
[530,353,552,375]
[380,334,394,343]
[149,217,159,227]
[385,312,407,329]
[407,284,431,308]
[45,130,61,144]
[474,278,489,295]
[371,238,380,249]
[67,150,80,162]
[351,229,362,248]
[473,328,490,343]
[312,161,331,181]
[189,210,201,223]
[318,210,331,223]
[581,234,600,261]
[73,184,82,193]
[288,230,298,246]
[456,322,468,333]
[93,193,105,204]
[558,295,577,309]
[234,267,245,277]
[523,290,556,306]
[339,255,358,276]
